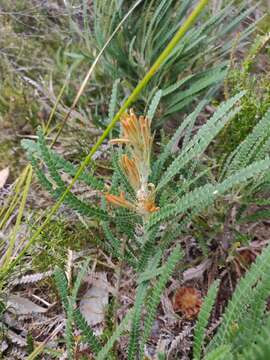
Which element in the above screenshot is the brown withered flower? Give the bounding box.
[173,287,202,319]
[237,249,256,267]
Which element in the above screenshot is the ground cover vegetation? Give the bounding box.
[0,0,270,359]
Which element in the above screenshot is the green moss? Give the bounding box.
[32,219,93,272]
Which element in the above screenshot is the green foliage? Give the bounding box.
[193,280,220,360]
[136,225,159,272]
[54,267,74,358]
[55,260,91,359]
[208,242,270,353]
[68,0,255,125]
[22,131,108,222]
[140,246,182,356]
[217,33,270,156]
[54,267,69,311]
[147,90,163,121]
[54,263,102,359]
[54,262,136,359]
[151,98,207,183]
[154,92,245,191]
[148,157,270,231]
[127,283,148,360]
[25,82,270,358]
[187,243,270,360]
[203,345,233,360]
[31,219,91,271]
[149,94,270,254]
[219,106,270,229]
[221,108,270,178]
[96,310,134,360]
[232,275,270,354]
[53,246,270,359]
[240,316,270,360]
[74,309,102,355]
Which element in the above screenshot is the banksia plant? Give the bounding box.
[22,92,270,359]
[106,110,159,218]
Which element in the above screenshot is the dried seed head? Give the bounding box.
[173,287,202,319]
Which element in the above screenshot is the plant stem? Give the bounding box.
[1,165,33,273]
[0,165,30,228]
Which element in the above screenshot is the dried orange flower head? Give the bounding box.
[110,109,153,168]
[106,109,159,217]
[121,110,152,156]
[173,287,202,319]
